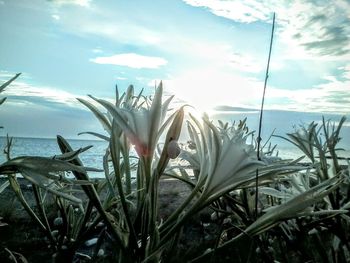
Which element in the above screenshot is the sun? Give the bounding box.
[162,68,263,114]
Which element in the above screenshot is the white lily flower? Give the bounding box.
[278,122,319,162]
[93,82,173,158]
[186,115,264,206]
[203,136,262,199]
[160,116,264,237]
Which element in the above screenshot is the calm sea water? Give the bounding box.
[0,129,349,178]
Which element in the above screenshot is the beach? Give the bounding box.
[0,176,219,262]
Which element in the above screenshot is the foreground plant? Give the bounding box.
[78,83,262,261]
[0,73,108,261]
[0,136,110,262]
[77,83,184,262]
[0,73,21,194]
[1,74,349,262]
[81,83,317,262]
[265,117,350,262]
[195,118,349,262]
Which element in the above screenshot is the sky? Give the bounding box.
[0,0,349,141]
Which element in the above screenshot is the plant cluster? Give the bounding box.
[0,75,349,262]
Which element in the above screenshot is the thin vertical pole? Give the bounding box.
[255,13,276,218]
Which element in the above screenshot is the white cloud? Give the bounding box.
[229,52,264,73]
[182,0,270,23]
[0,70,19,79]
[339,65,350,80]
[323,75,338,82]
[58,15,162,46]
[47,0,276,75]
[278,2,350,60]
[0,74,83,109]
[5,83,81,108]
[171,40,273,74]
[51,0,91,7]
[90,53,168,69]
[52,14,60,20]
[92,47,103,53]
[265,69,350,114]
[86,24,161,45]
[183,0,350,60]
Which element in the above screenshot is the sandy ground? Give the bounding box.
[0,176,218,262]
[0,176,193,221]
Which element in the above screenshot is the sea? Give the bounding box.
[0,137,109,177]
[0,110,349,178]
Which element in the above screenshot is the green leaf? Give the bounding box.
[19,171,83,204]
[53,146,92,161]
[202,117,222,177]
[244,175,344,236]
[56,135,130,254]
[78,97,112,134]
[296,209,347,217]
[0,73,21,93]
[0,97,6,105]
[8,176,47,230]
[259,186,293,200]
[0,180,10,194]
[156,107,184,175]
[78,131,110,141]
[131,88,144,108]
[125,84,134,104]
[91,96,138,145]
[148,82,165,151]
[0,156,86,174]
[0,156,94,186]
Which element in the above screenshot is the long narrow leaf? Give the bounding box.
[244,175,343,237]
[194,175,344,262]
[0,97,6,105]
[19,171,83,204]
[78,97,112,134]
[78,131,110,141]
[8,176,46,230]
[0,73,21,93]
[0,156,87,175]
[156,107,184,176]
[91,96,139,146]
[56,135,130,255]
[53,146,92,161]
[0,180,10,194]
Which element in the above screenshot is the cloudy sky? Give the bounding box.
[0,0,349,139]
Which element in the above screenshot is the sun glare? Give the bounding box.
[163,68,263,114]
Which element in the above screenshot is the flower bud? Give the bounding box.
[167,140,181,159]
